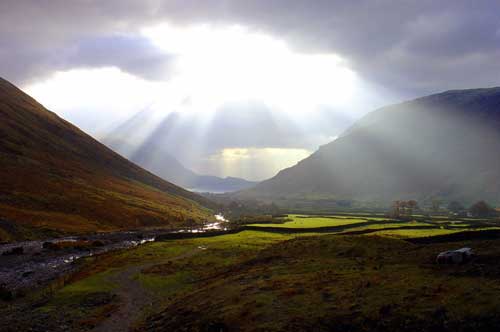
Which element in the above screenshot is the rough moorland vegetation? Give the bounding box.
[0,77,214,241]
[239,87,500,208]
[4,214,500,332]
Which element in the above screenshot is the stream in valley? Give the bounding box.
[0,215,228,295]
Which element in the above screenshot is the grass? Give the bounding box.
[336,221,432,233]
[20,268,122,331]
[371,227,500,239]
[249,214,376,228]
[57,269,118,295]
[137,234,500,331]
[7,214,500,331]
[369,228,462,238]
[0,78,215,241]
[136,271,192,295]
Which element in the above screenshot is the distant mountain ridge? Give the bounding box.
[104,127,258,193]
[0,77,213,241]
[239,87,500,207]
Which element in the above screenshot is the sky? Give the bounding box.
[1,1,500,181]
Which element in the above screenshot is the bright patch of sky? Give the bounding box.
[25,23,389,181]
[142,24,357,114]
[200,148,312,181]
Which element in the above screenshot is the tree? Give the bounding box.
[447,201,464,213]
[469,201,494,218]
[186,218,197,232]
[391,200,402,218]
[391,200,418,218]
[431,199,441,213]
[406,200,419,217]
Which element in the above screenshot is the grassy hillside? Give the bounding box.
[239,87,500,207]
[104,113,258,193]
[6,219,500,332]
[0,77,214,241]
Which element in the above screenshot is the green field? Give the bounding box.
[369,228,462,238]
[249,214,389,228]
[4,214,500,331]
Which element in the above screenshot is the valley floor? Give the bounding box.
[3,215,500,331]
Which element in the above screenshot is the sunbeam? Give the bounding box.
[23,22,390,181]
[142,23,357,114]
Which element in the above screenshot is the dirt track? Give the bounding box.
[91,248,201,332]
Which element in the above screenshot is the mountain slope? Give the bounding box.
[129,148,258,193]
[240,87,500,206]
[0,77,213,241]
[104,120,258,193]
[190,175,257,193]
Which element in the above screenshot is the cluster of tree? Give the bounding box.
[391,200,419,218]
[431,199,442,213]
[468,200,497,218]
[446,200,498,218]
[447,201,464,213]
[230,215,290,226]
[391,199,498,219]
[202,193,283,218]
[217,199,282,219]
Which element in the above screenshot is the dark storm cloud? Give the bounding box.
[154,0,500,96]
[68,36,175,80]
[1,35,174,83]
[4,0,499,179]
[0,0,168,83]
[1,0,499,94]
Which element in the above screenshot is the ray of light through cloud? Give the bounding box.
[25,67,163,135]
[142,23,358,114]
[23,22,389,181]
[200,147,312,181]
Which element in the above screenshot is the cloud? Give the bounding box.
[107,101,354,154]
[102,101,356,180]
[25,67,163,134]
[4,1,500,179]
[0,32,174,83]
[160,0,500,96]
[0,0,168,83]
[2,1,500,94]
[200,147,312,181]
[67,36,176,81]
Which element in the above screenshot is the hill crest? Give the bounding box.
[239,86,500,208]
[0,77,213,241]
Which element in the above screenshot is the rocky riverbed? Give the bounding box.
[0,215,229,297]
[0,231,156,296]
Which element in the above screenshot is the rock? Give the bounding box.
[2,246,24,255]
[42,242,59,250]
[22,271,34,278]
[91,240,105,247]
[379,304,393,317]
[203,321,228,332]
[0,285,13,301]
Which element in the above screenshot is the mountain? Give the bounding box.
[239,87,500,207]
[190,175,258,193]
[104,120,258,193]
[128,145,257,193]
[0,77,214,241]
